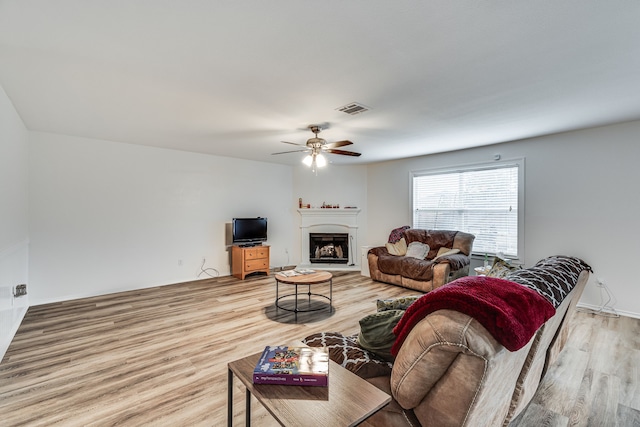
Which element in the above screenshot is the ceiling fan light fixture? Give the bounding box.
[316,153,327,167]
[274,124,360,169]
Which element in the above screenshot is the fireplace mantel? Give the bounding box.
[297,208,361,270]
[298,208,360,224]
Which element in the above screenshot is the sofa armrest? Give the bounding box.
[367,246,389,257]
[431,262,451,289]
[431,253,470,275]
[367,251,382,279]
[453,231,475,256]
[391,310,495,407]
[391,310,530,426]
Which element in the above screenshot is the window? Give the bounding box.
[411,159,524,259]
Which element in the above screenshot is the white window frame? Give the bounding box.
[410,158,525,262]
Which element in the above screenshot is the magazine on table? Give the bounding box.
[280,268,315,277]
[252,345,329,386]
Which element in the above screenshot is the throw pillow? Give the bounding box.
[432,248,461,261]
[385,237,407,256]
[405,241,429,259]
[376,295,420,312]
[487,257,521,279]
[436,247,453,256]
[303,332,393,378]
[388,225,410,243]
[357,309,405,361]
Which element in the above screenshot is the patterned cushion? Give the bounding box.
[505,255,592,308]
[487,257,521,279]
[302,332,393,378]
[376,296,421,312]
[388,225,410,243]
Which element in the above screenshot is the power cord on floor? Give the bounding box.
[284,248,290,270]
[197,258,219,278]
[576,278,619,318]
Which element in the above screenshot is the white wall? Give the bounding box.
[28,132,295,305]
[0,85,29,359]
[367,120,640,317]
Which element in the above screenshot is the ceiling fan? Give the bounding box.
[272,125,361,170]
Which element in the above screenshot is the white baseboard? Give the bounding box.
[0,238,29,362]
[0,305,28,362]
[576,302,640,320]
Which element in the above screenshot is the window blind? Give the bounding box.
[412,164,520,257]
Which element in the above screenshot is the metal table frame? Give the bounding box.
[274,272,333,318]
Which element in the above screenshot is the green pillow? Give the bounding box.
[376,296,420,312]
[356,309,405,361]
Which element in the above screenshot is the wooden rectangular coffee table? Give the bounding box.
[228,350,391,426]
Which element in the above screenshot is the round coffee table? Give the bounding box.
[274,270,333,318]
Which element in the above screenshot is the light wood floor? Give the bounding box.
[1,272,638,426]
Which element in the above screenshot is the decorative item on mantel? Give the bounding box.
[321,202,339,209]
[298,198,311,208]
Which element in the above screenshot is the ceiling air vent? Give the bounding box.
[336,102,370,115]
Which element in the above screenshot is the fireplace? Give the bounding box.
[297,208,360,270]
[309,233,349,264]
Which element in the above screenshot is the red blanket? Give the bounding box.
[391,276,556,355]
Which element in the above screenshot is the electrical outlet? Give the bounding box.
[13,284,27,297]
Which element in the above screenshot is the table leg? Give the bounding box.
[246,387,251,426]
[330,278,333,311]
[227,368,233,427]
[275,279,279,310]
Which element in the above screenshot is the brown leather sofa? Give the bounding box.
[304,256,591,426]
[368,229,475,293]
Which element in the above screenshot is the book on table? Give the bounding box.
[252,345,329,386]
[279,270,301,277]
[279,269,315,277]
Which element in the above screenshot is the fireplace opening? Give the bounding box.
[309,233,349,264]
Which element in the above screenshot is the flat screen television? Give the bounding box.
[232,217,268,246]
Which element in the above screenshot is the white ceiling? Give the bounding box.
[1,1,639,166]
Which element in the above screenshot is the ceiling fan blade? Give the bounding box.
[271,149,310,155]
[281,140,305,146]
[324,148,361,157]
[324,140,353,149]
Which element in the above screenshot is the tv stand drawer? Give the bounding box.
[246,259,268,271]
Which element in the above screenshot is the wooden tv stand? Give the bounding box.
[231,245,270,280]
